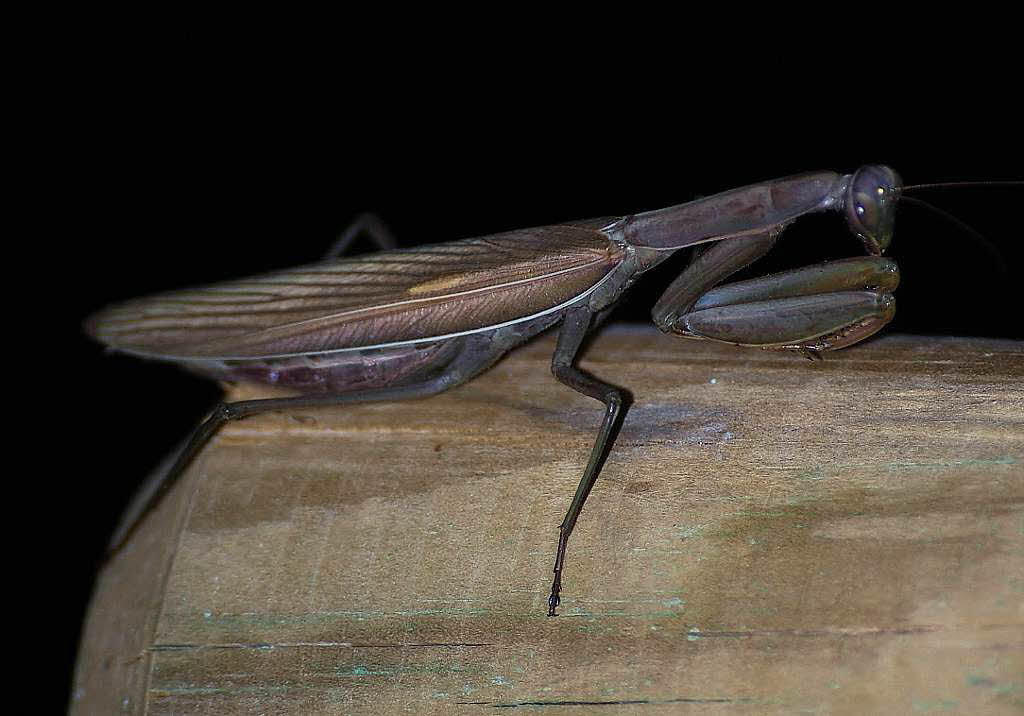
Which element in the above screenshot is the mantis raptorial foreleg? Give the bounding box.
[664,256,899,352]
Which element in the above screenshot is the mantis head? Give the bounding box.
[844,165,902,255]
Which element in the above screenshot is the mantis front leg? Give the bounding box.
[654,235,900,355]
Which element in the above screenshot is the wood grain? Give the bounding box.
[72,328,1024,714]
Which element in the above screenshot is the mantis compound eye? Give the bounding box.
[846,165,902,255]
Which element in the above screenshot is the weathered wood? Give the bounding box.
[72,328,1024,714]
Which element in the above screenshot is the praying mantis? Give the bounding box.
[87,165,1014,615]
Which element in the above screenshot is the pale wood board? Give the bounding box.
[72,328,1024,714]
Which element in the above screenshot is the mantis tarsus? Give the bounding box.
[90,165,999,615]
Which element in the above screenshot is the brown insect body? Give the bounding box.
[89,165,912,615]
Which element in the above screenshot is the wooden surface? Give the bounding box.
[72,328,1024,714]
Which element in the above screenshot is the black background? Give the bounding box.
[55,43,1020,710]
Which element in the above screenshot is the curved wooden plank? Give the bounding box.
[72,330,1024,714]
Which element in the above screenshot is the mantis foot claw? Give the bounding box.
[547,573,562,616]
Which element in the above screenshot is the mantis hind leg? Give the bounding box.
[324,213,398,259]
[106,335,506,556]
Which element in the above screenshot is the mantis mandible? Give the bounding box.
[89,165,912,615]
